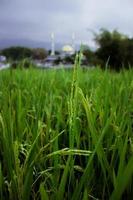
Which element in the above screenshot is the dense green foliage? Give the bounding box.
[82,48,100,66]
[95,29,133,70]
[1,47,48,61]
[32,48,48,60]
[0,63,133,199]
[83,29,133,70]
[1,47,33,61]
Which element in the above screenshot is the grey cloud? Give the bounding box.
[0,0,133,47]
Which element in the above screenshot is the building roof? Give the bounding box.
[62,45,74,53]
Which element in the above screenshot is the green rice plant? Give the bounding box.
[0,162,4,199]
[0,64,133,199]
[68,53,79,148]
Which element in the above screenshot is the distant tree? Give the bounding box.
[53,56,62,65]
[122,38,133,67]
[94,29,133,70]
[32,48,48,60]
[62,54,76,64]
[48,50,60,55]
[2,46,32,61]
[82,47,100,66]
[48,50,51,55]
[55,51,60,55]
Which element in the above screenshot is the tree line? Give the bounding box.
[0,29,133,70]
[0,47,48,61]
[83,29,133,70]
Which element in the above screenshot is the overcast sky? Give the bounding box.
[0,0,133,47]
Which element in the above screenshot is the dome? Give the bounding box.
[62,45,74,53]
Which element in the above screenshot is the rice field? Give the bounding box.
[0,59,133,199]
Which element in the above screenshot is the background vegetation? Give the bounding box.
[94,29,133,70]
[1,47,48,61]
[1,29,133,70]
